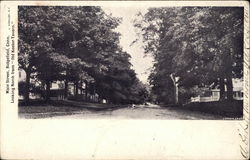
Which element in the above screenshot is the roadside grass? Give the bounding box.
[18,99,128,118]
[19,99,127,110]
[161,100,243,118]
[19,105,87,114]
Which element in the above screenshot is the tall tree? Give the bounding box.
[134,7,243,103]
[18,6,62,103]
[19,6,148,104]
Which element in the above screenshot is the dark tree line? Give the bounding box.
[18,6,148,104]
[134,7,243,104]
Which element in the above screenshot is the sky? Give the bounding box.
[102,7,154,84]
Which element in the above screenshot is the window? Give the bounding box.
[213,91,219,97]
[240,92,243,97]
[233,92,237,97]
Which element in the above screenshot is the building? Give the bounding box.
[18,70,41,99]
[18,69,99,102]
[190,78,243,102]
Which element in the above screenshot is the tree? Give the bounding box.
[19,6,148,104]
[134,7,243,104]
[18,6,63,103]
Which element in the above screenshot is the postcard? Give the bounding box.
[0,1,249,159]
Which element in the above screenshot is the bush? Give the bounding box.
[67,95,85,101]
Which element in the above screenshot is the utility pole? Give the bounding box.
[170,74,179,104]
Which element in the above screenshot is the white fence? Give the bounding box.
[191,96,219,102]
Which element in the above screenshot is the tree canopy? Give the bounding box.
[134,7,243,103]
[18,6,148,104]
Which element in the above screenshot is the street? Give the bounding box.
[56,106,222,120]
[19,104,222,120]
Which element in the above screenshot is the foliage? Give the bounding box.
[134,7,243,103]
[18,6,147,104]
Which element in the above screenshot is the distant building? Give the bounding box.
[191,79,243,102]
[18,70,41,99]
[18,69,99,102]
[19,69,73,100]
[18,70,26,82]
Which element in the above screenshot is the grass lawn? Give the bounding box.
[18,99,127,119]
[18,101,90,119]
[167,100,243,119]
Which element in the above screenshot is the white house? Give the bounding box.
[18,69,99,101]
[18,70,41,99]
[191,78,243,102]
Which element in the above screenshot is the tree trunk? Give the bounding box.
[219,77,226,101]
[93,83,96,102]
[225,49,234,101]
[45,80,50,102]
[80,81,83,94]
[24,71,31,104]
[226,76,233,101]
[64,80,68,99]
[85,81,88,102]
[75,81,79,96]
[170,74,178,104]
[64,70,69,99]
[175,84,178,104]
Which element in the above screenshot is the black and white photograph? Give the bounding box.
[1,1,249,160]
[18,5,244,120]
